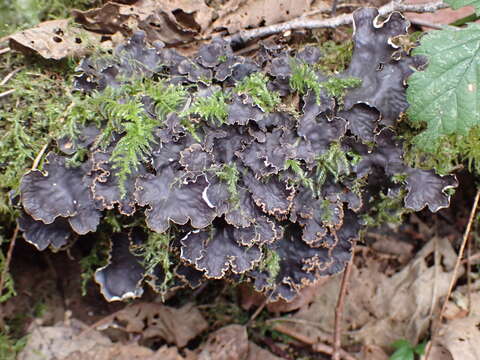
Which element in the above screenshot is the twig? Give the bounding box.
[0,225,19,296]
[425,189,480,360]
[409,18,444,30]
[0,89,14,98]
[302,3,363,17]
[333,248,355,360]
[314,343,358,360]
[0,47,10,55]
[247,290,273,325]
[0,67,23,86]
[31,143,49,170]
[226,0,448,44]
[272,322,357,360]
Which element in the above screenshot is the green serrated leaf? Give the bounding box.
[445,0,480,15]
[407,24,480,151]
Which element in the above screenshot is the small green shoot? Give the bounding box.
[235,73,281,112]
[215,164,240,205]
[316,143,351,187]
[188,91,230,126]
[290,60,323,103]
[290,60,361,104]
[261,248,280,285]
[285,159,314,192]
[134,232,173,297]
[389,339,426,360]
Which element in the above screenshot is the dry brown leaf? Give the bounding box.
[276,236,462,350]
[211,0,314,34]
[8,19,103,60]
[105,302,208,348]
[18,319,189,360]
[246,342,282,360]
[72,0,214,45]
[198,324,249,360]
[361,344,389,360]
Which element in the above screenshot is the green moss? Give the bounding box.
[214,164,240,206]
[0,53,78,215]
[188,90,230,126]
[79,236,109,296]
[289,61,323,103]
[260,248,280,285]
[235,73,281,112]
[285,159,314,192]
[290,60,361,105]
[322,76,362,103]
[315,142,351,188]
[133,231,173,297]
[0,331,26,360]
[362,189,410,227]
[316,40,354,74]
[0,0,101,37]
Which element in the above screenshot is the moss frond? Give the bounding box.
[235,73,280,112]
[290,60,323,103]
[188,90,230,126]
[316,143,351,187]
[285,159,314,192]
[214,164,240,205]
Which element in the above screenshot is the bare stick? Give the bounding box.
[0,89,14,98]
[425,189,480,359]
[0,47,10,55]
[0,67,23,86]
[0,225,19,297]
[333,249,355,360]
[226,0,448,44]
[409,18,444,30]
[272,322,357,360]
[32,143,49,170]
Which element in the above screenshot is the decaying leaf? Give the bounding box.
[275,236,462,349]
[18,319,190,360]
[103,302,208,347]
[198,325,248,360]
[211,0,314,34]
[8,19,103,60]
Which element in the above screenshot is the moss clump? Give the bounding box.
[0,330,26,360]
[235,73,280,112]
[132,231,173,297]
[289,61,323,103]
[261,248,280,285]
[316,40,354,74]
[322,77,362,103]
[285,159,314,192]
[188,90,230,126]
[315,142,351,187]
[290,60,361,105]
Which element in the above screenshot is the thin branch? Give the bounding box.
[0,67,23,86]
[226,0,448,44]
[0,225,19,297]
[0,47,10,55]
[410,18,445,30]
[333,248,355,360]
[425,189,480,359]
[0,89,15,98]
[32,143,49,170]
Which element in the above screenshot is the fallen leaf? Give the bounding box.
[276,236,462,349]
[198,324,249,360]
[8,19,103,60]
[72,0,214,45]
[18,319,189,360]
[246,342,282,360]
[211,0,314,34]
[105,302,208,348]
